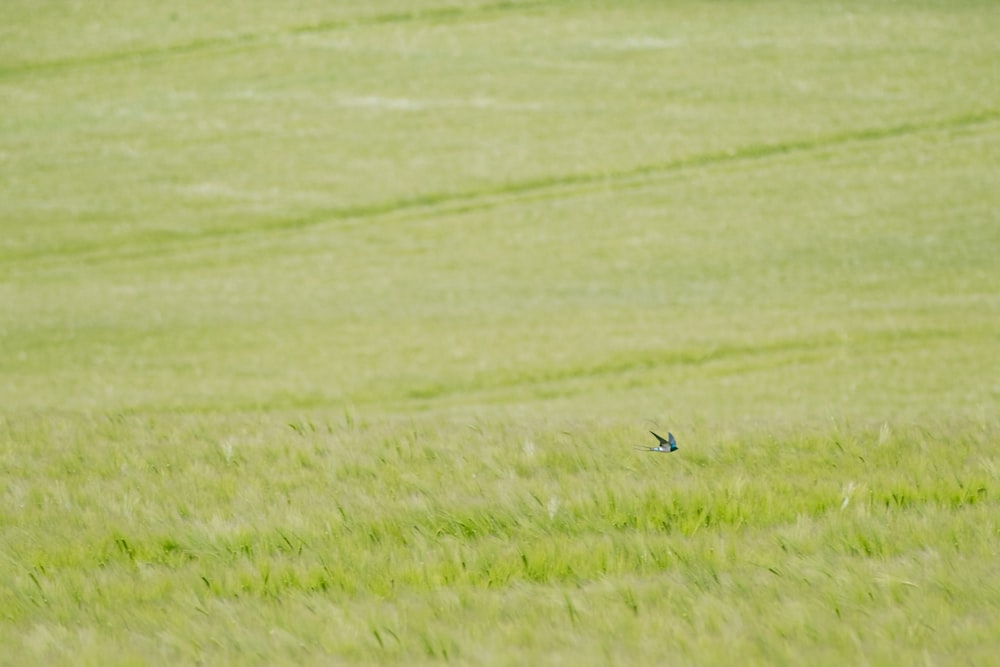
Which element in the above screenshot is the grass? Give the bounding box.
[2,0,1000,664]
[3,416,999,664]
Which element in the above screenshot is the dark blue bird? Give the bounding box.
[636,431,678,453]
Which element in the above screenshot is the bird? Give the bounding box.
[636,431,678,453]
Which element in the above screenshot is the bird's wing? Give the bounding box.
[650,431,668,446]
[668,432,677,447]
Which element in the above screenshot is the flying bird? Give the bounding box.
[636,431,678,453]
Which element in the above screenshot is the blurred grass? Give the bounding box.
[3,122,998,418]
[2,0,1000,664]
[1,415,998,664]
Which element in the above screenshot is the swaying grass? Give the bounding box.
[2,415,998,665]
[2,0,1000,664]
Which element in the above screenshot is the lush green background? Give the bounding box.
[2,0,999,664]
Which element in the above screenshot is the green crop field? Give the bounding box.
[2,0,999,664]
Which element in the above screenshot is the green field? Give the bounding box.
[2,0,1000,664]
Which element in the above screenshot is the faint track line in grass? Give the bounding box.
[237,109,1000,237]
[0,0,556,79]
[380,325,970,409]
[4,107,998,272]
[114,325,973,415]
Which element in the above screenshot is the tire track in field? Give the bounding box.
[117,325,972,414]
[0,0,554,79]
[368,324,991,413]
[5,107,998,271]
